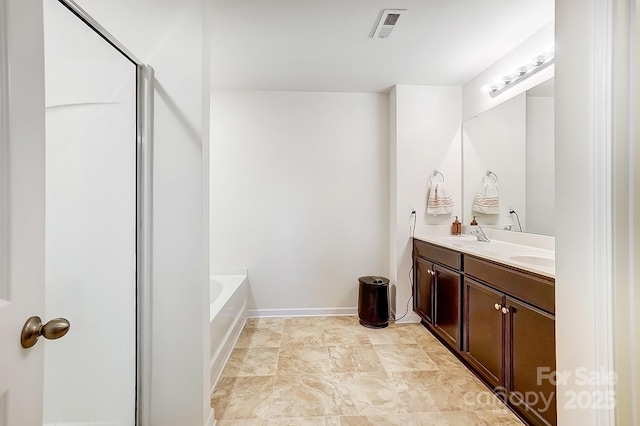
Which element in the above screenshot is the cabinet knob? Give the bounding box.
[494,303,501,310]
[427,269,434,275]
[501,307,510,314]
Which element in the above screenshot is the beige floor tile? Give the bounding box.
[438,410,498,425]
[339,412,449,426]
[324,416,341,426]
[245,317,286,329]
[443,368,490,392]
[474,409,525,425]
[390,370,450,413]
[409,412,461,425]
[413,333,450,354]
[261,416,333,425]
[324,327,371,346]
[426,351,468,371]
[212,376,275,420]
[456,387,508,412]
[403,322,431,335]
[216,420,262,426]
[318,316,359,328]
[331,372,406,416]
[374,344,439,372]
[222,347,279,377]
[213,318,525,426]
[328,345,384,373]
[363,326,417,345]
[235,327,283,348]
[428,383,503,412]
[268,374,340,418]
[277,346,332,375]
[281,325,326,346]
[284,317,328,327]
[389,323,424,335]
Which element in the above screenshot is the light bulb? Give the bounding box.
[481,84,493,93]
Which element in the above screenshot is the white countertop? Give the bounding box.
[413,227,555,279]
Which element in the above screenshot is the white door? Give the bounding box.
[0,0,47,424]
[41,0,137,424]
[0,0,139,424]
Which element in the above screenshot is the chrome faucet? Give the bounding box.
[470,225,490,242]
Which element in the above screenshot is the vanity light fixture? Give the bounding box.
[483,51,555,97]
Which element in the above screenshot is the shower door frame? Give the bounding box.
[52,1,153,424]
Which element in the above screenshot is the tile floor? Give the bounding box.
[211,316,525,425]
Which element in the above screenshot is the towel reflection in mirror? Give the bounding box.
[472,178,500,215]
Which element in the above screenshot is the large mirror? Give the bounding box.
[462,77,555,235]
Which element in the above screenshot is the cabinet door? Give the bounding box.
[464,278,504,390]
[414,257,434,323]
[433,264,462,349]
[506,297,557,426]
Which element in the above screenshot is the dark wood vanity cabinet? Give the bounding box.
[464,255,556,426]
[412,239,557,426]
[414,257,434,323]
[413,240,462,351]
[507,297,557,426]
[464,278,504,390]
[432,264,462,349]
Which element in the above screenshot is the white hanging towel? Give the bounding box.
[472,181,500,214]
[426,182,454,215]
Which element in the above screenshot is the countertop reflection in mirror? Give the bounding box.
[462,77,554,236]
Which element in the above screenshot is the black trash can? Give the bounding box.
[357,276,390,329]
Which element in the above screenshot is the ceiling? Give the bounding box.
[210,0,554,93]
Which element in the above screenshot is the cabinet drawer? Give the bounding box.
[464,256,555,314]
[413,239,461,270]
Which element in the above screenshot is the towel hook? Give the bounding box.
[429,170,445,185]
[482,170,498,184]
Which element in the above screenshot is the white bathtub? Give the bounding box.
[209,272,248,395]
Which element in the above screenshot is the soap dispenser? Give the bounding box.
[452,216,461,235]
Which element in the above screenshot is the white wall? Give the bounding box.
[389,85,462,319]
[462,21,555,121]
[211,90,389,314]
[612,1,640,423]
[71,1,209,424]
[462,93,526,229]
[526,96,555,235]
[555,0,614,424]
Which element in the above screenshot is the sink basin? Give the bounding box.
[509,255,555,268]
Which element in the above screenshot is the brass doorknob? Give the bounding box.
[21,316,70,348]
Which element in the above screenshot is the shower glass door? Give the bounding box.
[43,1,137,424]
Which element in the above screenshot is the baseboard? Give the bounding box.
[247,307,357,318]
[392,312,421,323]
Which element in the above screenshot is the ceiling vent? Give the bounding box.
[372,9,406,39]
